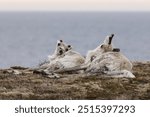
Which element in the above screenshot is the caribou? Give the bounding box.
[54,34,135,78]
[37,34,135,78]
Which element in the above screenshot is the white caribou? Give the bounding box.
[85,34,135,78]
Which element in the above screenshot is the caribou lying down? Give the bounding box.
[38,34,135,78]
[39,40,85,74]
[54,34,135,78]
[85,34,135,78]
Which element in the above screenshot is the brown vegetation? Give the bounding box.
[0,62,150,100]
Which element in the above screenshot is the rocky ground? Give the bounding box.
[0,61,150,100]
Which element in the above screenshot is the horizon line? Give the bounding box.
[0,10,150,12]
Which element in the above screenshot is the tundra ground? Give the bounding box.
[0,62,150,100]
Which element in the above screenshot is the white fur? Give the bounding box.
[48,40,67,62]
[40,35,135,78]
[58,50,85,68]
[85,35,113,65]
[86,46,135,78]
[104,70,135,78]
[39,40,72,69]
[45,42,85,72]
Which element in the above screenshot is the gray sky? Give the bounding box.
[0,0,150,11]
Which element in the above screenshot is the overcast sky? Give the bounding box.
[0,0,150,11]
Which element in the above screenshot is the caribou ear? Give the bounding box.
[113,48,120,52]
[68,45,71,48]
[67,45,72,50]
[60,40,63,42]
[57,43,61,46]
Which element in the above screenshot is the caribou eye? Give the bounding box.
[68,45,71,48]
[57,43,61,46]
[60,40,63,42]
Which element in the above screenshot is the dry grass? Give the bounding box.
[0,61,150,100]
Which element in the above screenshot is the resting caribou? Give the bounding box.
[39,40,85,74]
[54,34,135,78]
